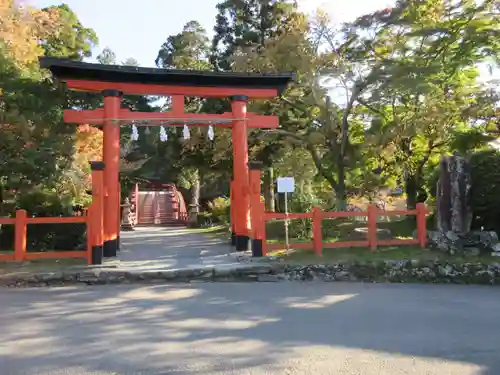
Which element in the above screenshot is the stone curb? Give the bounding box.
[0,264,283,288]
[2,260,500,287]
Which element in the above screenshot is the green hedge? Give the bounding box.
[469,150,500,232]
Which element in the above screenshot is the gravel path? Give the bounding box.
[112,227,236,270]
[1,282,499,374]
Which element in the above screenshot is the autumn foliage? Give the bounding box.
[73,125,103,185]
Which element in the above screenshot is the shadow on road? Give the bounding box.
[112,227,234,269]
[1,282,499,374]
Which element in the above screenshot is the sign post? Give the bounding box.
[276,177,295,250]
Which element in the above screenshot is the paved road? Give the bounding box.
[1,283,499,375]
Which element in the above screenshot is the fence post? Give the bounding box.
[416,203,427,248]
[367,204,378,251]
[14,209,27,262]
[312,207,323,256]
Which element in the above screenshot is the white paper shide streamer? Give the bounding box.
[183,124,190,140]
[159,126,168,142]
[131,124,139,141]
[207,125,214,141]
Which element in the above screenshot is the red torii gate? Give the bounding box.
[39,57,294,258]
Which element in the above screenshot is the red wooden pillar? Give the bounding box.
[312,207,323,257]
[259,200,267,256]
[231,96,251,251]
[86,204,95,265]
[249,169,263,257]
[102,90,122,257]
[89,161,105,264]
[416,203,428,248]
[117,183,121,250]
[367,204,378,251]
[230,180,236,246]
[14,209,27,262]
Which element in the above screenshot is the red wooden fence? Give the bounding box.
[0,210,92,263]
[0,163,105,265]
[246,169,429,256]
[251,201,429,256]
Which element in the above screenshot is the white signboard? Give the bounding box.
[277,177,295,193]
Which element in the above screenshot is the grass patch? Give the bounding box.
[265,217,417,243]
[266,217,499,265]
[189,225,231,241]
[268,245,499,265]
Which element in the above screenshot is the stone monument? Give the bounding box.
[436,155,472,234]
[428,155,500,256]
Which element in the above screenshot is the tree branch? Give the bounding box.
[418,140,446,170]
[307,143,338,189]
[358,97,388,120]
[280,96,308,115]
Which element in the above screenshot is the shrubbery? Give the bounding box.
[287,189,323,238]
[205,196,231,225]
[469,150,500,232]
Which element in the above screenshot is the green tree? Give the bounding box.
[122,57,139,66]
[345,0,500,208]
[157,21,211,70]
[40,3,98,60]
[213,0,308,210]
[233,9,385,209]
[155,21,231,207]
[97,47,116,64]
[0,2,79,212]
[211,0,298,71]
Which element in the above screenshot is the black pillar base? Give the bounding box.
[116,235,120,251]
[91,245,103,265]
[252,239,263,257]
[103,239,117,257]
[231,231,236,246]
[236,235,251,252]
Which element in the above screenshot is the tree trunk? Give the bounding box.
[335,163,347,211]
[405,174,418,210]
[190,169,200,207]
[405,169,429,210]
[263,167,275,212]
[187,169,201,227]
[190,173,201,206]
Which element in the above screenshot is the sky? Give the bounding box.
[27,0,394,67]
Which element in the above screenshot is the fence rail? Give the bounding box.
[0,209,91,263]
[251,202,429,257]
